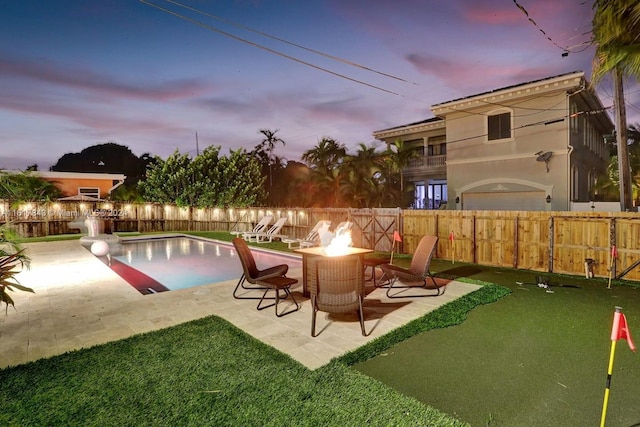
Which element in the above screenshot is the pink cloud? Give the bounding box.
[0,53,210,102]
[405,51,563,97]
[462,4,522,25]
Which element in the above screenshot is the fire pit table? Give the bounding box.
[294,246,373,297]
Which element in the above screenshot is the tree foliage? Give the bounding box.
[593,124,640,202]
[284,138,413,208]
[591,0,640,83]
[0,170,62,202]
[138,147,266,207]
[51,142,155,185]
[251,129,287,205]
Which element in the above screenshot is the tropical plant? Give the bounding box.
[593,124,640,202]
[592,0,640,210]
[0,223,34,312]
[0,170,62,202]
[342,143,385,207]
[299,138,349,207]
[301,137,347,174]
[0,251,34,312]
[380,139,421,207]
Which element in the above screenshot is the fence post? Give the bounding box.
[513,215,519,269]
[610,218,617,278]
[548,215,555,273]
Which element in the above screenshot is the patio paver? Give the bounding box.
[1,239,480,370]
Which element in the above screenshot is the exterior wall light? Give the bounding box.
[546,195,552,203]
[455,196,460,204]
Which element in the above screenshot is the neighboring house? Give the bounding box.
[35,171,126,200]
[373,71,613,211]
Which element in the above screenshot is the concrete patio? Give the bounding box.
[1,239,480,370]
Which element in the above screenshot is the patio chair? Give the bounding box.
[231,237,289,300]
[255,275,300,317]
[364,230,401,287]
[244,217,288,243]
[380,235,443,298]
[281,220,331,249]
[311,257,367,337]
[230,215,272,237]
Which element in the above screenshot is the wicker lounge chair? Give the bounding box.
[281,220,331,249]
[230,215,272,237]
[231,237,289,300]
[311,257,367,337]
[380,235,442,298]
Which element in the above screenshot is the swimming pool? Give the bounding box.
[104,236,301,294]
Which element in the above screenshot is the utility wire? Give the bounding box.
[513,0,593,53]
[455,106,612,143]
[139,0,404,97]
[162,0,419,86]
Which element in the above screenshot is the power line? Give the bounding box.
[439,106,613,146]
[513,0,593,54]
[139,0,404,98]
[162,0,419,86]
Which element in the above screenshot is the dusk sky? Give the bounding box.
[2,0,639,171]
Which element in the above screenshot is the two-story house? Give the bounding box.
[373,71,613,211]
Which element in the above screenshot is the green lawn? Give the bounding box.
[6,231,640,426]
[0,284,506,426]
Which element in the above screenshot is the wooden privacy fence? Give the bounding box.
[2,200,639,281]
[403,210,640,281]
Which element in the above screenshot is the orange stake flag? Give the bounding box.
[601,307,636,426]
[612,308,636,352]
[390,231,402,264]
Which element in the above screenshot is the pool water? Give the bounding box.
[104,236,301,294]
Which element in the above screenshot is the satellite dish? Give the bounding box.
[535,151,553,172]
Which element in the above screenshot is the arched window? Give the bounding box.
[572,166,579,201]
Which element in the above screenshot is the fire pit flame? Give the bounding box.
[324,230,352,256]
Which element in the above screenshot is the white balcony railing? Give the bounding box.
[407,154,446,170]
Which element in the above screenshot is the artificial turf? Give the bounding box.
[353,260,640,426]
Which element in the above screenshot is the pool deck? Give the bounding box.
[1,239,480,370]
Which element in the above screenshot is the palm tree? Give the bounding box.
[301,138,348,207]
[379,139,420,207]
[591,0,640,210]
[301,137,347,173]
[254,129,285,188]
[593,124,640,203]
[342,143,385,207]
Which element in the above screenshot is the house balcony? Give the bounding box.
[405,154,447,174]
